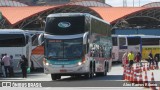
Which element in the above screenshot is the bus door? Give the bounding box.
[127,36,142,55]
[118,36,127,62]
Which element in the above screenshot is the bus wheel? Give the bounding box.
[104,64,107,76]
[51,74,57,80]
[56,75,61,80]
[90,66,94,78]
[85,67,93,79]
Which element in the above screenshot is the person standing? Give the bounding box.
[128,51,135,68]
[122,52,128,67]
[10,55,14,77]
[148,51,154,68]
[2,53,11,77]
[0,54,6,77]
[19,55,28,78]
[154,56,159,69]
[135,52,142,67]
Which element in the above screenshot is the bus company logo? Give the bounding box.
[58,22,71,28]
[1,82,12,87]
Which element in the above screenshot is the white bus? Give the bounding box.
[38,13,112,80]
[0,29,32,73]
[112,35,142,62]
[26,30,44,70]
[112,34,160,63]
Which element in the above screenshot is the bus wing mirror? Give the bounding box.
[83,32,88,44]
[38,33,44,45]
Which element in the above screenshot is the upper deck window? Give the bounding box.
[45,16,85,35]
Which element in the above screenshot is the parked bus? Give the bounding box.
[112,35,141,62]
[0,29,32,73]
[26,30,44,70]
[38,13,112,80]
[140,35,160,60]
[112,34,160,63]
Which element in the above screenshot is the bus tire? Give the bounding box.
[84,72,91,79]
[90,62,94,78]
[51,74,57,80]
[85,63,94,79]
[56,75,61,80]
[104,63,107,76]
[107,62,109,72]
[93,62,95,74]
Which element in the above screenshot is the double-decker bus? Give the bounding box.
[0,29,32,73]
[112,35,142,62]
[38,13,112,80]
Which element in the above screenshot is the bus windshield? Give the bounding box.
[0,34,25,47]
[46,38,83,59]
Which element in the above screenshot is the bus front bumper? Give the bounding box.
[43,64,89,74]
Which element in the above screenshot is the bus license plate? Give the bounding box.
[60,69,67,72]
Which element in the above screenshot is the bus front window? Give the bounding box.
[119,37,127,49]
[46,38,83,59]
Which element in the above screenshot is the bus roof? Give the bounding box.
[47,13,88,17]
[112,34,160,38]
[47,13,110,25]
[0,29,25,34]
[24,30,44,34]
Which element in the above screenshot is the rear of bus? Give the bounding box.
[0,29,31,73]
[141,36,160,60]
[112,35,128,62]
[28,31,44,70]
[112,35,142,63]
[127,36,142,55]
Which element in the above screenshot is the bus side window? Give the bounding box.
[109,48,112,58]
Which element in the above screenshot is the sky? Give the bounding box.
[105,0,160,7]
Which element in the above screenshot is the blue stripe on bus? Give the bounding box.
[46,59,81,65]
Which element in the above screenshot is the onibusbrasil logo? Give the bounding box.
[1,82,42,87]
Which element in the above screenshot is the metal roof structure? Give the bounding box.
[0,1,160,30]
[0,0,27,6]
[0,5,101,30]
[68,0,112,7]
[142,2,160,7]
[113,7,160,29]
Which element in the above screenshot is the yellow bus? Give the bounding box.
[141,35,160,60]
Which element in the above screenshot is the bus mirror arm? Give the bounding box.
[38,41,44,46]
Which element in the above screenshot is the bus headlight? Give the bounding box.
[78,62,82,66]
[43,58,49,66]
[46,62,49,66]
